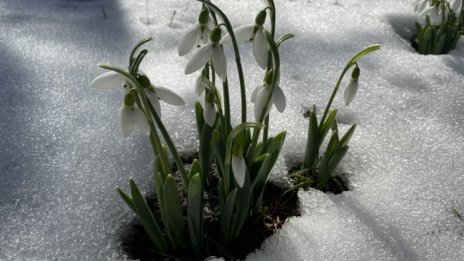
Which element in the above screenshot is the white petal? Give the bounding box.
[212,45,227,82]
[119,105,135,138]
[178,25,201,56]
[251,84,265,103]
[133,107,151,136]
[155,86,185,106]
[451,0,462,15]
[253,29,269,69]
[220,24,254,45]
[147,89,162,118]
[254,86,272,122]
[203,103,216,127]
[344,78,358,106]
[232,156,246,188]
[195,76,205,96]
[272,85,286,113]
[90,71,125,89]
[185,43,212,75]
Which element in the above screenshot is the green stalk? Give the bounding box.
[199,0,247,123]
[319,44,381,124]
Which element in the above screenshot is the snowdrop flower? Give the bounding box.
[178,8,213,56]
[343,66,360,106]
[203,91,216,127]
[221,10,269,69]
[185,27,227,82]
[450,0,462,16]
[251,70,286,122]
[195,73,215,96]
[119,93,150,138]
[231,144,246,188]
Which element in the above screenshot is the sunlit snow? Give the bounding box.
[1,0,463,260]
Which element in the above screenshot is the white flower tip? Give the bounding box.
[119,105,135,138]
[232,156,246,188]
[344,79,358,106]
[203,103,216,127]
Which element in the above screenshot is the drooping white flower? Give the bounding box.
[185,27,227,82]
[343,78,358,106]
[195,75,215,96]
[231,155,246,188]
[203,102,216,127]
[251,72,286,122]
[119,93,151,138]
[221,10,269,69]
[450,0,462,16]
[343,66,360,106]
[146,84,185,117]
[178,9,213,56]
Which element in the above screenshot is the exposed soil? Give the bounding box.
[119,154,300,261]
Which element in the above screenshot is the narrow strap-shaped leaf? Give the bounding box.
[339,124,356,148]
[326,130,340,157]
[163,174,188,249]
[320,109,337,142]
[199,122,213,181]
[187,173,204,251]
[189,159,201,182]
[220,188,237,244]
[130,179,168,252]
[116,187,135,212]
[303,110,319,169]
[195,101,204,135]
[232,174,251,238]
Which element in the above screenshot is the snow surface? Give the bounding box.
[1,0,464,260]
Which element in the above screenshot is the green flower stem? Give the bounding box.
[222,79,231,136]
[320,44,381,124]
[263,0,276,145]
[248,31,280,160]
[145,99,189,190]
[199,0,247,123]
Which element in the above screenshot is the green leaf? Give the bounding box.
[116,187,135,212]
[326,130,340,157]
[276,33,295,48]
[129,178,168,252]
[195,101,204,135]
[163,174,187,249]
[320,109,337,143]
[187,173,203,251]
[221,188,238,244]
[303,110,319,169]
[199,122,213,180]
[231,174,251,238]
[339,124,356,148]
[189,159,201,181]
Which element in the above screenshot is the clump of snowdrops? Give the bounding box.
[91,0,380,258]
[413,0,463,54]
[91,0,292,259]
[290,45,380,191]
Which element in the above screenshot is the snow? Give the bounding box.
[1,0,464,260]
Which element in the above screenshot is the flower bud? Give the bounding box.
[255,10,267,26]
[198,8,209,25]
[351,66,360,80]
[124,92,136,107]
[137,74,151,88]
[210,27,222,43]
